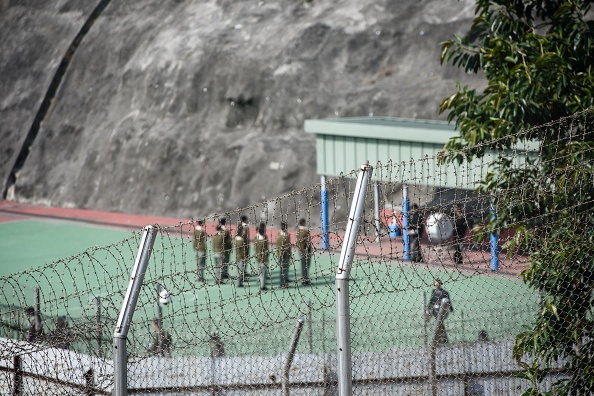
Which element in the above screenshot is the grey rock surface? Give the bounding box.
[0,0,484,219]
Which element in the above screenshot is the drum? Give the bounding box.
[425,212,454,243]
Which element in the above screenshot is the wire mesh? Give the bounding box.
[0,108,593,394]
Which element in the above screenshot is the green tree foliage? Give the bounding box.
[439,1,594,394]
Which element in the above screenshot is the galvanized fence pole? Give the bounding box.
[113,225,157,396]
[402,184,410,260]
[307,301,313,354]
[429,299,451,396]
[336,164,373,396]
[422,291,428,347]
[12,355,22,396]
[373,180,381,242]
[34,288,40,317]
[95,297,102,358]
[321,175,330,250]
[282,318,305,396]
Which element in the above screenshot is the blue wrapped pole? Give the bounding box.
[321,176,329,250]
[402,184,410,261]
[490,232,499,271]
[490,203,499,271]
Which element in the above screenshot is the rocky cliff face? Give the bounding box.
[0,0,483,219]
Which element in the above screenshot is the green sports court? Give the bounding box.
[0,215,538,358]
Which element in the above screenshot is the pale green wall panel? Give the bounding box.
[409,142,425,163]
[334,137,346,176]
[377,140,390,167]
[366,139,379,166]
[327,135,337,176]
[306,117,536,188]
[316,137,327,176]
[344,137,357,173]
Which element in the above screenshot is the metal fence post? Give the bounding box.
[321,175,330,250]
[373,180,381,242]
[307,301,313,354]
[336,164,373,396]
[422,291,428,347]
[113,225,157,396]
[34,288,40,317]
[402,184,410,260]
[282,318,305,396]
[155,283,163,353]
[490,201,499,271]
[429,299,451,396]
[84,368,94,396]
[95,297,102,358]
[12,355,22,396]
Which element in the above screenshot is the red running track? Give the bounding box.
[0,200,529,276]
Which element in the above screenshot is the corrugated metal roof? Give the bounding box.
[304,117,456,144]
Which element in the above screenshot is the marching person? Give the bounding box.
[239,215,252,276]
[234,225,249,287]
[192,220,207,281]
[276,221,292,288]
[239,215,250,246]
[254,222,270,291]
[211,225,225,284]
[296,218,313,286]
[219,218,232,280]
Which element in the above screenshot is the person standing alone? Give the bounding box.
[452,204,472,265]
[409,204,424,263]
[427,279,454,345]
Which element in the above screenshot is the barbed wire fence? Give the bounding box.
[0,108,592,395]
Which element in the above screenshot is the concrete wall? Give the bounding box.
[0,337,565,395]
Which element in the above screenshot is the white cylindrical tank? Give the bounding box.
[425,213,454,243]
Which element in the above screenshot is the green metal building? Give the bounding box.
[305,117,500,189]
[304,116,538,267]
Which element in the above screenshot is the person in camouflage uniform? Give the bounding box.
[239,215,251,276]
[192,220,207,281]
[254,222,270,290]
[234,225,249,287]
[239,215,250,245]
[276,221,292,288]
[296,218,313,286]
[211,225,225,284]
[219,218,232,280]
